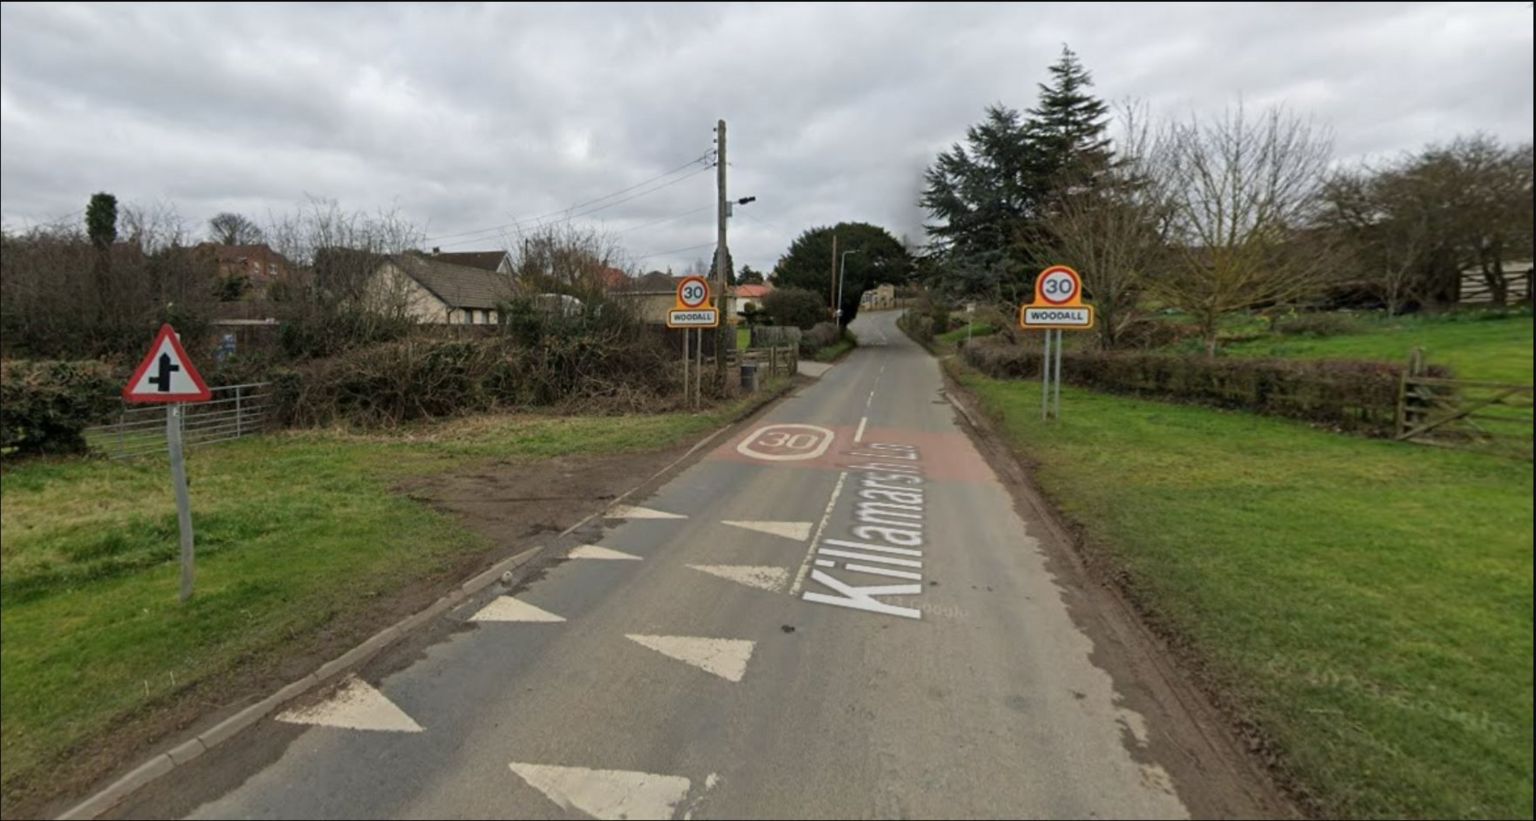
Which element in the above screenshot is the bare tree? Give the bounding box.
[261,197,427,352]
[1029,103,1171,348]
[1150,104,1335,355]
[208,212,264,245]
[1,199,215,358]
[506,223,631,300]
[1320,168,1432,316]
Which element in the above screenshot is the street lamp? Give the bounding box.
[837,249,859,322]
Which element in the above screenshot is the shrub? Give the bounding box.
[1275,312,1361,337]
[274,301,677,427]
[799,322,842,356]
[278,305,415,360]
[961,339,1450,436]
[899,309,934,343]
[762,287,828,330]
[1118,316,1200,350]
[0,359,120,457]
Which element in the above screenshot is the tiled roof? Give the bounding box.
[429,250,507,272]
[394,254,513,309]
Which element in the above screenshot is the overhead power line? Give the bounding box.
[424,151,713,244]
[431,165,714,252]
[618,205,713,234]
[634,240,716,261]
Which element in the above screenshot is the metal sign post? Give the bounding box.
[165,404,196,602]
[668,276,718,409]
[123,324,212,602]
[1040,330,1052,420]
[1053,329,1063,419]
[1018,266,1095,422]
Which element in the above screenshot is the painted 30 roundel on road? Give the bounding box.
[736,424,835,461]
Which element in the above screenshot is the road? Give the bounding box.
[117,310,1274,820]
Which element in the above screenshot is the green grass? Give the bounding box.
[0,403,759,804]
[813,337,856,362]
[935,321,998,347]
[955,366,1533,819]
[1223,311,1533,384]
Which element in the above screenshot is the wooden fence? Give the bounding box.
[1396,349,1533,459]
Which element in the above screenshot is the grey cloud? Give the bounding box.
[3,2,1531,273]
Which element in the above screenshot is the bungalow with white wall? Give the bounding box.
[366,252,514,324]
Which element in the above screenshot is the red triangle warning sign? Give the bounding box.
[123,324,212,404]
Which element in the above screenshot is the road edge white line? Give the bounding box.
[789,470,849,596]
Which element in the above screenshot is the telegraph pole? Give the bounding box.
[714,119,728,387]
[829,234,838,318]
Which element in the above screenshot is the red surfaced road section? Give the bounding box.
[709,422,996,483]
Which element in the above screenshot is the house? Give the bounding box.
[860,282,897,310]
[731,283,773,318]
[199,243,292,293]
[424,247,513,275]
[609,275,687,324]
[367,253,515,324]
[1459,260,1533,305]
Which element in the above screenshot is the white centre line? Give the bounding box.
[854,416,868,443]
[788,470,849,596]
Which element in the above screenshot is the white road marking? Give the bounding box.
[817,548,922,568]
[864,390,876,410]
[788,470,849,595]
[569,545,642,561]
[275,676,423,733]
[854,416,868,443]
[606,504,685,519]
[686,564,789,592]
[802,570,922,620]
[625,634,756,682]
[843,563,923,581]
[722,520,812,540]
[470,596,566,623]
[509,762,692,821]
[735,423,836,461]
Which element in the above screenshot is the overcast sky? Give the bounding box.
[2,2,1531,273]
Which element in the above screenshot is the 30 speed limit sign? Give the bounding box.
[1019,264,1094,330]
[1035,266,1081,305]
[676,276,710,309]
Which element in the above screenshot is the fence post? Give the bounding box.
[1399,347,1426,437]
[235,385,243,438]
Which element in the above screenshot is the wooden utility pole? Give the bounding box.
[830,233,838,318]
[714,119,728,387]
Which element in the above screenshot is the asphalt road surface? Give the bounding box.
[117,310,1275,820]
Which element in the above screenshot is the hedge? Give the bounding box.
[273,329,679,428]
[961,339,1448,436]
[1,359,121,457]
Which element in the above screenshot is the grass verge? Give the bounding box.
[935,321,997,349]
[953,364,1533,819]
[813,335,857,362]
[0,396,770,808]
[1222,310,1533,384]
